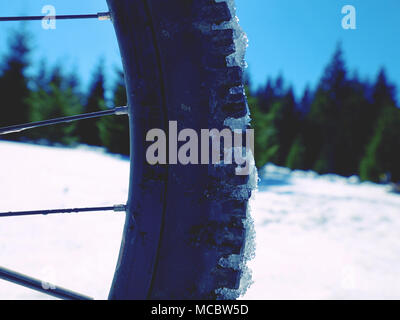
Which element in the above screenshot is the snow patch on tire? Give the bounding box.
[213,0,257,299]
[217,155,258,299]
[214,0,248,69]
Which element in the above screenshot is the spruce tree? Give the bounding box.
[77,60,106,146]
[307,45,348,174]
[98,69,130,155]
[248,95,270,168]
[28,65,83,145]
[252,86,300,167]
[360,106,400,182]
[298,86,312,116]
[286,136,307,170]
[334,76,370,176]
[256,78,273,112]
[359,71,399,182]
[0,28,31,141]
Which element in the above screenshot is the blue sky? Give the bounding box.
[237,0,400,100]
[0,0,399,102]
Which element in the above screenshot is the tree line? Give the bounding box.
[248,45,400,183]
[1,29,399,183]
[0,29,130,155]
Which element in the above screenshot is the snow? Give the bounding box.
[214,0,248,69]
[0,141,127,300]
[224,114,251,131]
[1,141,400,300]
[213,0,256,299]
[216,148,257,300]
[243,164,400,300]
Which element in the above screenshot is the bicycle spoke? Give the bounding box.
[0,106,128,136]
[0,12,111,22]
[0,266,93,300]
[0,204,126,218]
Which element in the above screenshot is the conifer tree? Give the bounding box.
[360,106,400,182]
[0,28,31,141]
[77,60,107,146]
[359,71,399,182]
[307,45,348,173]
[251,86,300,168]
[98,69,130,155]
[28,65,82,145]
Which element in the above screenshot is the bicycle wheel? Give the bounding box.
[107,0,257,300]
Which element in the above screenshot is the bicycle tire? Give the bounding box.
[107,0,257,300]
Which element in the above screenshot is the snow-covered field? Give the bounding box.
[245,165,400,300]
[1,141,400,300]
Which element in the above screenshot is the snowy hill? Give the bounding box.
[1,141,400,300]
